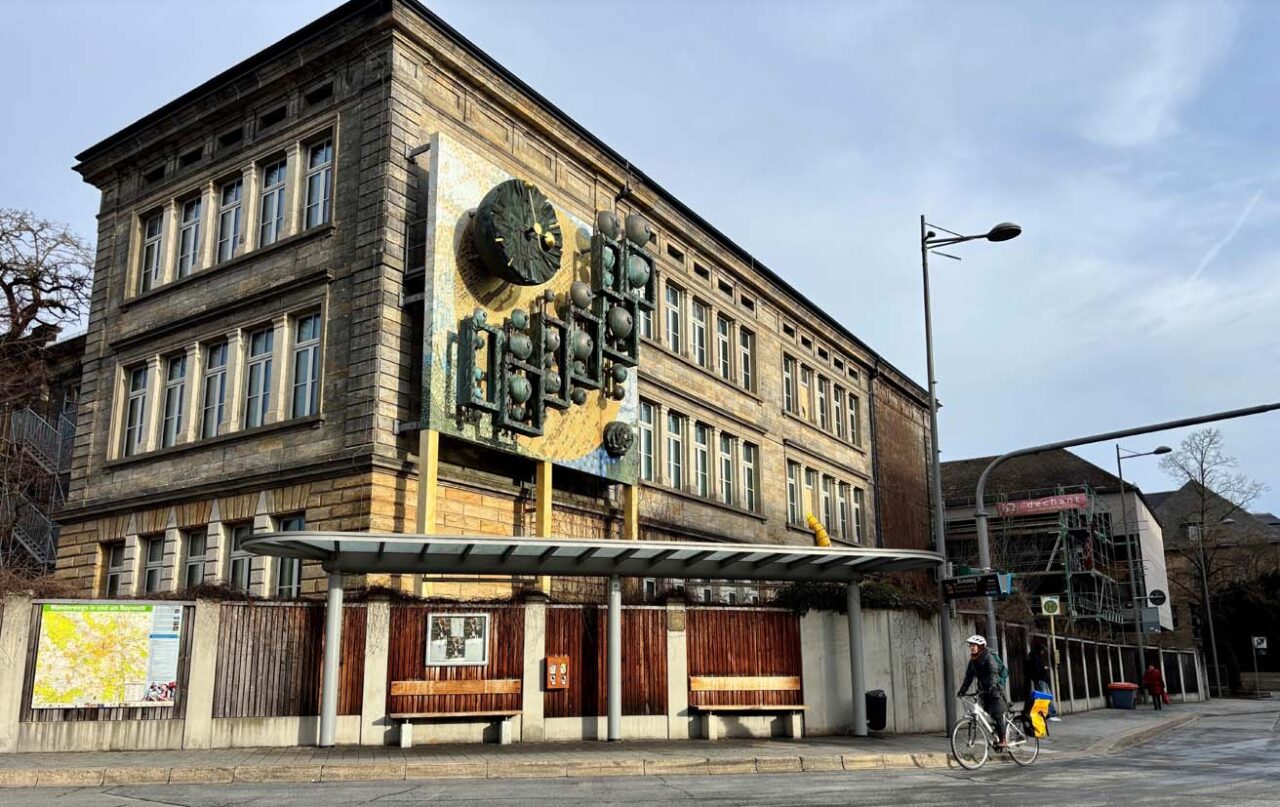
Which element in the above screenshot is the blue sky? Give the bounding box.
[2,0,1276,511]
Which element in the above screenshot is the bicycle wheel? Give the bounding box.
[950,718,989,770]
[1004,716,1040,766]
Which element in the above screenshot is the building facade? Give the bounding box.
[54,0,930,600]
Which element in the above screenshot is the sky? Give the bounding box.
[1,0,1277,512]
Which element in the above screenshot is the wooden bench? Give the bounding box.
[390,679,522,747]
[688,676,807,740]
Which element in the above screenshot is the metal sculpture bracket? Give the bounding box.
[457,208,656,442]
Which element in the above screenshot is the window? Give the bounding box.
[800,334,813,350]
[693,423,710,497]
[259,105,287,129]
[700,587,712,603]
[717,279,734,298]
[160,353,186,449]
[643,578,657,600]
[216,178,243,263]
[818,346,830,362]
[666,411,685,489]
[664,283,683,352]
[291,313,321,417]
[639,401,655,482]
[305,82,334,106]
[275,515,305,597]
[244,326,274,428]
[804,468,817,518]
[177,196,202,278]
[104,541,126,597]
[783,356,796,413]
[693,262,710,280]
[740,294,755,312]
[201,342,228,438]
[691,300,708,367]
[666,243,685,263]
[854,487,866,543]
[849,393,862,445]
[741,442,758,512]
[258,158,287,247]
[783,323,796,338]
[183,530,206,588]
[122,365,149,457]
[638,304,653,340]
[227,524,253,591]
[727,591,738,605]
[139,212,164,293]
[179,146,203,168]
[142,535,165,594]
[817,377,830,430]
[718,433,735,506]
[834,386,845,440]
[837,483,850,539]
[799,366,812,419]
[786,461,801,525]
[218,127,244,149]
[739,328,754,391]
[821,476,835,529]
[716,315,732,380]
[304,139,334,228]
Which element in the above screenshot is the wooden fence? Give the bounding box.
[686,608,802,707]
[543,605,667,718]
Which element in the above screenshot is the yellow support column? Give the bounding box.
[624,484,640,541]
[416,429,440,597]
[535,460,553,593]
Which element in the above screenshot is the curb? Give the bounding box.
[1084,713,1200,756]
[0,752,955,789]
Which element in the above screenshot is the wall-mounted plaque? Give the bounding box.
[426,612,490,666]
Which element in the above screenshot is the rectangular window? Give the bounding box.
[701,587,712,604]
[244,327,274,428]
[201,342,228,438]
[139,212,163,293]
[786,461,801,525]
[638,305,653,340]
[275,515,305,598]
[741,442,758,512]
[821,476,835,529]
[177,196,202,278]
[216,178,243,262]
[304,139,334,228]
[783,356,796,413]
[854,487,866,543]
[160,354,186,449]
[227,524,253,591]
[142,535,165,594]
[691,300,708,367]
[183,529,206,588]
[837,483,851,541]
[666,411,685,489]
[716,315,732,380]
[122,365,149,457]
[834,385,846,440]
[799,366,812,420]
[693,423,710,497]
[291,312,321,418]
[664,284,683,353]
[105,541,126,597]
[804,468,817,519]
[849,393,862,445]
[643,579,657,601]
[718,433,735,506]
[739,328,754,391]
[258,158,287,247]
[817,377,830,430]
[639,401,655,482]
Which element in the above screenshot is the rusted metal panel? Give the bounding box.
[543,605,667,718]
[872,379,931,552]
[686,608,802,707]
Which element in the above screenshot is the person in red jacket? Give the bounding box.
[1142,665,1166,710]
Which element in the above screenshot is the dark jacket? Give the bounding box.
[960,648,1003,698]
[1026,652,1049,683]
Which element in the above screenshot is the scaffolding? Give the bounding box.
[947,484,1125,629]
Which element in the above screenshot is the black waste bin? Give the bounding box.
[865,690,887,731]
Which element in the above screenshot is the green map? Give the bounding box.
[30,603,183,709]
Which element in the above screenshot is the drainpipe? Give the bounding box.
[869,359,884,548]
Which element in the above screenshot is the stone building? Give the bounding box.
[53,0,930,600]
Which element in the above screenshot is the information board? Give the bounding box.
[426,613,490,666]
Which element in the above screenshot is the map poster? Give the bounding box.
[30,603,185,709]
[425,613,489,666]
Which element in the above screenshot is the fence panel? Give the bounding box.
[21,602,194,723]
[543,606,667,718]
[212,602,364,718]
[686,608,802,707]
[386,605,524,716]
[1005,625,1027,699]
[1182,654,1199,693]
[1162,650,1183,695]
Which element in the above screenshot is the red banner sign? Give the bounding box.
[995,492,1089,517]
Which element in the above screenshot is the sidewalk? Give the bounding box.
[0,699,1263,788]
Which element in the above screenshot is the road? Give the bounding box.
[17,707,1279,806]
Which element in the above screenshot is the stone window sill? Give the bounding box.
[104,414,324,470]
[640,479,767,522]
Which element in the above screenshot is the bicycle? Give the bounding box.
[949,694,1039,770]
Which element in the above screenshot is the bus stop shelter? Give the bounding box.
[243,532,943,747]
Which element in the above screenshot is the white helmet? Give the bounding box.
[966,635,987,647]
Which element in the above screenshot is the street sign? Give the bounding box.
[1149,589,1167,607]
[942,573,1014,601]
[1040,595,1061,617]
[1255,636,1268,651]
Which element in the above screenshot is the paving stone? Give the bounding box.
[911,752,951,769]
[841,754,885,770]
[487,760,568,779]
[0,770,38,788]
[321,762,407,781]
[880,753,917,769]
[35,769,105,787]
[706,757,757,775]
[566,760,645,778]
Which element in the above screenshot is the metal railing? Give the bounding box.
[0,490,58,567]
[9,407,75,473]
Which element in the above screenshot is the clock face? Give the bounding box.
[471,179,563,286]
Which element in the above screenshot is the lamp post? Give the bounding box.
[920,215,1020,730]
[1115,444,1170,687]
[1190,515,1233,698]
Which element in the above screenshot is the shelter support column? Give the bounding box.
[535,460,553,593]
[607,575,622,741]
[319,571,344,748]
[416,429,440,596]
[360,597,391,745]
[521,596,547,742]
[624,484,639,540]
[846,580,867,737]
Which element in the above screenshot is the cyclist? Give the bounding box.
[958,635,1007,750]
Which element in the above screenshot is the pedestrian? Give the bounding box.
[1026,643,1059,721]
[1142,664,1165,710]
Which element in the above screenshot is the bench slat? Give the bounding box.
[390,679,522,697]
[390,710,522,720]
[689,675,801,692]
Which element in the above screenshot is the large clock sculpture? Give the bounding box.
[458,181,654,450]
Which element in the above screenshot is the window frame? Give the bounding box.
[290,312,322,418]
[122,364,149,457]
[227,523,254,591]
[786,461,801,525]
[782,356,796,413]
[690,299,709,367]
[741,442,758,512]
[716,314,733,380]
[854,487,866,543]
[176,195,203,279]
[817,376,830,431]
[638,401,656,482]
[257,157,288,248]
[664,283,684,354]
[216,177,243,263]
[139,211,164,293]
[849,392,863,446]
[160,353,187,449]
[274,515,305,598]
[201,341,229,439]
[243,326,274,428]
[693,422,710,497]
[739,328,754,391]
[718,433,735,506]
[665,411,685,490]
[304,138,334,229]
[142,534,165,594]
[183,529,207,589]
[104,541,126,597]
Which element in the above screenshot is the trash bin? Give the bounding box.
[1107,681,1138,709]
[865,690,887,731]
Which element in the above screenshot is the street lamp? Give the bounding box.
[1190,514,1233,698]
[1115,444,1170,688]
[920,215,1021,730]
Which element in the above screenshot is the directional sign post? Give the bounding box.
[942,572,1015,601]
[1252,636,1267,695]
